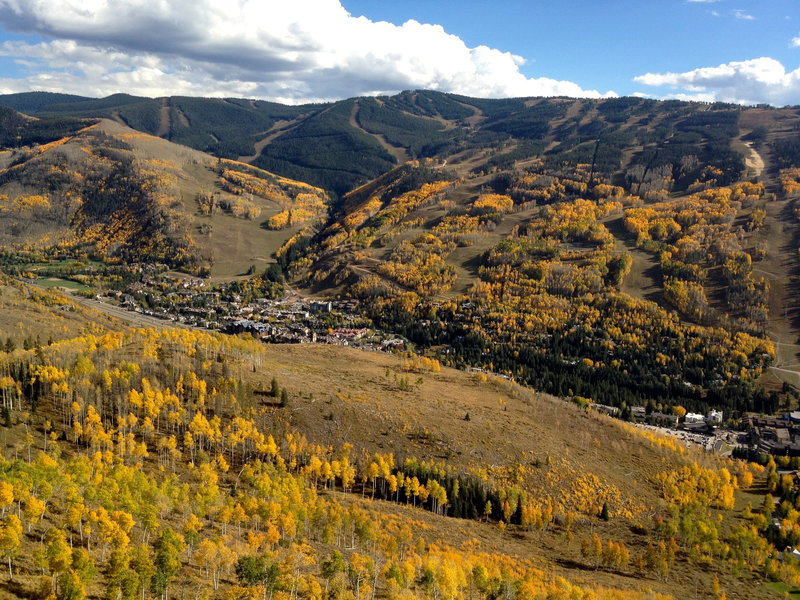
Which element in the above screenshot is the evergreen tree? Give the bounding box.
[151,528,184,600]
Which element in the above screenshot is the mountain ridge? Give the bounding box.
[1,95,798,409]
[6,90,795,197]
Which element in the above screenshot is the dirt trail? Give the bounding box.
[156,98,171,138]
[453,99,484,127]
[756,197,800,344]
[175,105,191,128]
[770,366,800,388]
[237,105,343,163]
[237,119,302,162]
[110,111,131,129]
[349,100,410,164]
[744,142,765,178]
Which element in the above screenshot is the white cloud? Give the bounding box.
[634,57,800,106]
[792,36,800,47]
[733,9,755,20]
[0,0,614,102]
[0,40,260,99]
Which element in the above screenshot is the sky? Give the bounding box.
[0,0,796,105]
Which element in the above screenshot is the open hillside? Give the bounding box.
[0,283,792,600]
[0,275,126,348]
[0,109,330,278]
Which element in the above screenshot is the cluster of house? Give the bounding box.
[747,412,800,456]
[221,297,403,348]
[111,287,225,329]
[226,317,399,349]
[103,277,408,351]
[590,403,723,432]
[588,402,800,457]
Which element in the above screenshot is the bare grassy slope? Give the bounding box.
[269,344,670,512]
[0,277,124,345]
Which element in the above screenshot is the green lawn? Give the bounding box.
[767,581,800,597]
[23,258,105,270]
[36,277,91,292]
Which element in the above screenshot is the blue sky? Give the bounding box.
[342,0,799,96]
[0,0,795,105]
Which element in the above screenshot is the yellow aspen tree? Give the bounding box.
[0,482,13,517]
[23,495,46,533]
[46,528,72,593]
[0,514,22,579]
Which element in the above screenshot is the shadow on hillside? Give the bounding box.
[604,215,664,305]
[602,215,629,240]
[779,201,800,343]
[748,482,771,495]
[552,556,635,579]
[461,252,485,279]
[552,556,594,571]
[0,578,36,599]
[642,262,664,304]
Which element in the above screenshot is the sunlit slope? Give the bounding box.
[0,116,329,278]
[0,287,781,599]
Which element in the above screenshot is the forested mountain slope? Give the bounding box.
[5,91,796,198]
[0,89,800,599]
[1,93,799,416]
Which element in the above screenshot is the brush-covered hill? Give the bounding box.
[0,108,329,278]
[0,274,126,348]
[0,281,790,600]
